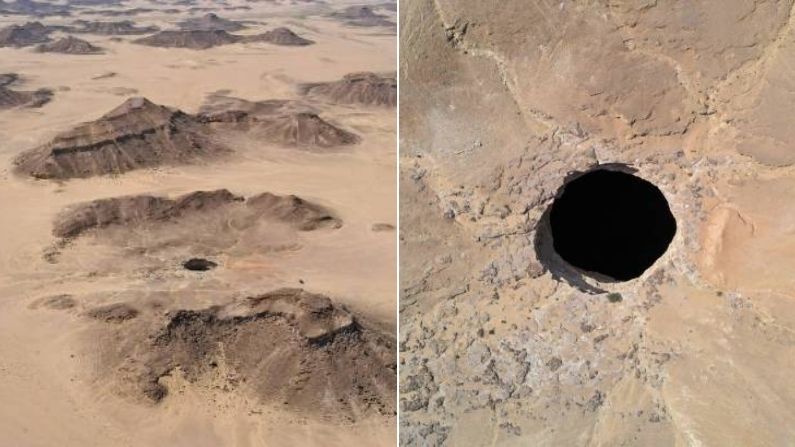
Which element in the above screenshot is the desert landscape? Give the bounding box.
[400,1,795,446]
[0,0,396,446]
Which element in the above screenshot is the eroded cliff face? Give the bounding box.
[399,1,795,445]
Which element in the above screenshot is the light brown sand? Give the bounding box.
[399,0,795,445]
[0,1,396,445]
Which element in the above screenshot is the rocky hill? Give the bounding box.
[202,101,359,148]
[133,29,240,49]
[177,13,246,32]
[0,0,70,17]
[53,189,341,238]
[14,97,228,179]
[330,5,395,28]
[0,73,52,109]
[0,21,54,47]
[245,27,313,46]
[70,19,159,35]
[35,36,104,54]
[134,27,313,49]
[88,288,396,420]
[301,72,396,107]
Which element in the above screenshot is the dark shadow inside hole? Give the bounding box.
[183,258,218,272]
[543,168,676,282]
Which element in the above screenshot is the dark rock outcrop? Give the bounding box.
[133,29,239,49]
[330,5,395,28]
[245,192,343,231]
[249,112,360,147]
[53,189,242,238]
[69,0,124,5]
[199,96,315,117]
[0,73,18,87]
[177,13,246,32]
[0,80,52,110]
[200,95,359,148]
[204,110,360,147]
[245,27,313,46]
[14,97,229,179]
[70,19,159,35]
[0,0,70,17]
[301,72,397,107]
[0,21,54,47]
[134,27,313,49]
[35,36,104,54]
[52,189,341,239]
[109,288,396,420]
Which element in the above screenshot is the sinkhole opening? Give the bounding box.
[548,169,677,281]
[183,258,218,272]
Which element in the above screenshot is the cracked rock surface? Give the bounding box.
[400,1,795,445]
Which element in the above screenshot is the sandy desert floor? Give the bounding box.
[0,1,396,446]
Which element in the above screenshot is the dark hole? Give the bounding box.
[183,258,217,271]
[549,169,676,281]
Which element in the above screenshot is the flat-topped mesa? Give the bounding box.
[0,21,54,47]
[52,189,341,239]
[71,20,159,35]
[245,27,314,46]
[301,72,397,107]
[13,97,228,180]
[133,29,240,49]
[177,13,246,32]
[129,288,396,419]
[35,36,104,54]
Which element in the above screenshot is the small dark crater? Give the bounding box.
[183,258,218,271]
